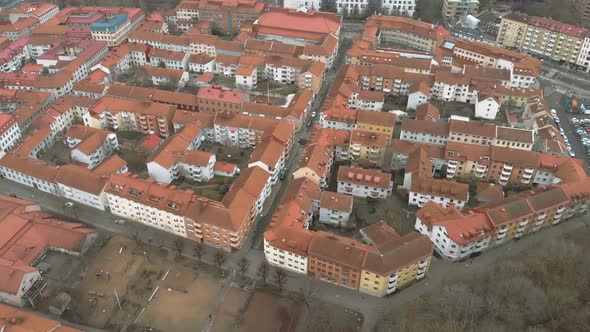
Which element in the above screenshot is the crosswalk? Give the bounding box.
[555,87,568,95]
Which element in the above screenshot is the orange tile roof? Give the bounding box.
[0,303,82,331]
[349,130,388,147]
[0,195,94,296]
[248,139,284,168]
[410,173,469,201]
[338,166,392,189]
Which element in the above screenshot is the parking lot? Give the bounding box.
[543,88,590,169]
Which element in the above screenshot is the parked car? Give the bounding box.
[114,219,125,225]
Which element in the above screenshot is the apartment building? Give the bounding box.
[359,222,432,297]
[407,82,431,110]
[65,125,119,169]
[409,173,469,209]
[416,173,587,261]
[415,201,493,260]
[391,139,446,171]
[337,166,393,199]
[0,113,21,152]
[448,119,534,150]
[141,65,189,88]
[487,146,540,186]
[197,86,248,113]
[318,192,353,226]
[300,34,339,68]
[364,16,449,53]
[496,14,590,70]
[106,174,195,237]
[0,38,30,73]
[146,123,207,183]
[55,165,110,210]
[87,96,175,137]
[0,17,39,41]
[106,83,199,111]
[248,140,286,184]
[308,231,368,289]
[451,39,540,88]
[8,3,59,25]
[0,154,61,196]
[294,140,335,189]
[235,64,258,90]
[496,13,529,49]
[148,48,189,70]
[442,0,479,20]
[335,0,416,17]
[90,14,132,47]
[400,119,449,146]
[213,113,294,151]
[404,148,469,209]
[348,130,388,167]
[265,178,433,296]
[188,54,215,73]
[181,0,266,33]
[356,110,397,142]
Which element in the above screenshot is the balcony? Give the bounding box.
[502,164,513,171]
[351,145,361,152]
[418,260,428,269]
[537,213,546,221]
[557,206,566,214]
[389,274,398,283]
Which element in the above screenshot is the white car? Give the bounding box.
[555,117,560,123]
[551,109,557,116]
[569,150,576,157]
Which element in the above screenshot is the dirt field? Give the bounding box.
[39,236,362,332]
[211,288,250,332]
[138,265,222,331]
[303,300,364,332]
[239,289,303,332]
[55,236,227,332]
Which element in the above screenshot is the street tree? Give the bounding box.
[174,237,184,255]
[320,0,337,13]
[214,251,226,269]
[273,268,288,292]
[193,243,205,260]
[236,257,250,277]
[257,261,269,283]
[366,0,382,16]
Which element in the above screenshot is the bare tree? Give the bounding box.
[236,257,250,277]
[174,237,184,255]
[273,268,288,292]
[257,261,269,283]
[213,251,226,269]
[298,281,317,307]
[193,243,205,260]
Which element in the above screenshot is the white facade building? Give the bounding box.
[264,238,308,274]
[475,95,500,120]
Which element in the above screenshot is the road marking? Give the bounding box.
[555,87,568,95]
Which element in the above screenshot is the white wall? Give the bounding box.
[264,239,308,274]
